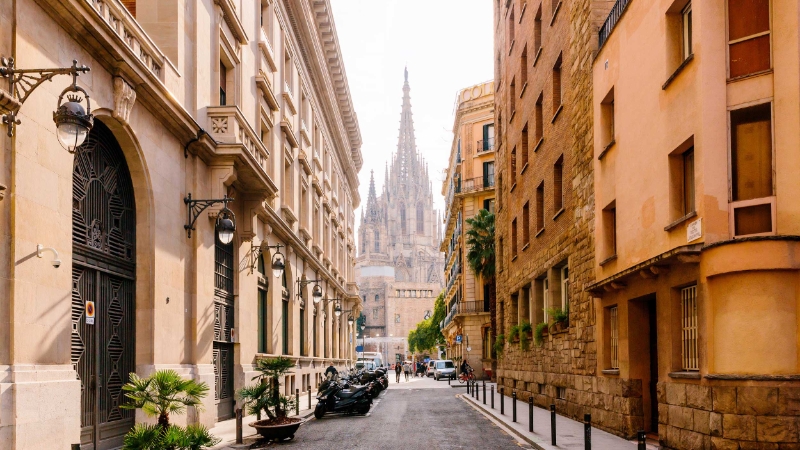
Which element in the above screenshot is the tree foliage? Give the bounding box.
[465,209,495,281]
[408,292,446,353]
[238,356,297,421]
[122,370,209,429]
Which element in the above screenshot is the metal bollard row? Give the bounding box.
[528,396,534,432]
[512,391,517,422]
[550,404,557,446]
[584,413,592,450]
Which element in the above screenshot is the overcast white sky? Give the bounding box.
[330,0,493,220]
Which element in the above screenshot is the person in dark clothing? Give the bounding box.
[325,364,338,379]
[394,362,402,383]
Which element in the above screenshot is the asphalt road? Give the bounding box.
[284,375,530,449]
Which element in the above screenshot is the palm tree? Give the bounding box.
[465,209,496,355]
[122,369,209,430]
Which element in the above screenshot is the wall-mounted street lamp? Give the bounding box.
[0,58,93,149]
[247,240,286,278]
[296,277,323,301]
[183,193,236,243]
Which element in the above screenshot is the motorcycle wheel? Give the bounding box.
[314,403,325,419]
[356,403,371,415]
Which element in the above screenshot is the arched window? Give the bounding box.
[416,203,424,234]
[375,294,379,302]
[257,253,265,275]
[400,204,407,234]
[373,230,380,252]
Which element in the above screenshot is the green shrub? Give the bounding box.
[535,322,548,346]
[519,322,532,351]
[493,334,506,357]
[546,307,569,325]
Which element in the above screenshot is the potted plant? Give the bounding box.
[493,333,506,358]
[534,322,549,346]
[546,307,569,333]
[519,322,533,351]
[508,324,521,343]
[238,356,302,442]
[121,369,219,450]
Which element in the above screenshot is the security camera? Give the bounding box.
[37,245,61,269]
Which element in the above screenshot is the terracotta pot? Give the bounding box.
[250,418,304,442]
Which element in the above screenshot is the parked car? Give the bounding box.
[426,360,437,377]
[433,360,455,381]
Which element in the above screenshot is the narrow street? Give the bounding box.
[286,376,529,449]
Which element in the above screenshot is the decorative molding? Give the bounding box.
[112,76,136,123]
[208,164,237,218]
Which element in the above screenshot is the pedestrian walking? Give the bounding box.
[403,361,410,381]
[394,361,402,383]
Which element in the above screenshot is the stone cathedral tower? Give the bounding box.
[356,70,445,363]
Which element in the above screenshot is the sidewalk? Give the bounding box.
[461,382,660,450]
[211,392,320,449]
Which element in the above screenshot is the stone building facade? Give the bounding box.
[355,71,444,364]
[440,80,495,380]
[492,0,631,439]
[593,0,800,448]
[0,0,361,448]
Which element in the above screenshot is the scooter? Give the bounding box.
[314,377,372,419]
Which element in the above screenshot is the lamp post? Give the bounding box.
[247,241,287,278]
[183,194,237,242]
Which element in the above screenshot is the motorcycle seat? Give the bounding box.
[337,386,367,398]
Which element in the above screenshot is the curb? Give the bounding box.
[459,393,544,450]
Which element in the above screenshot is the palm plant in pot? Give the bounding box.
[238,356,301,442]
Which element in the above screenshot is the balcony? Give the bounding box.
[457,300,490,315]
[459,176,495,195]
[258,29,277,72]
[298,150,312,175]
[312,175,324,196]
[599,0,631,49]
[283,81,297,115]
[300,120,311,146]
[256,71,279,112]
[477,137,495,153]
[205,106,277,196]
[280,116,299,148]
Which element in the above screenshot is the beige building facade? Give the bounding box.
[592,0,800,448]
[440,80,495,379]
[0,0,361,448]
[355,72,444,365]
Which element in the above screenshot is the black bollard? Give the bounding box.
[501,387,505,414]
[296,389,300,415]
[468,379,471,395]
[491,385,495,409]
[529,396,534,432]
[483,381,487,405]
[476,381,479,400]
[512,391,517,422]
[637,430,646,450]
[550,404,557,446]
[235,408,243,444]
[308,385,312,410]
[584,413,592,450]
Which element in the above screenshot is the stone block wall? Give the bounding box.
[658,382,800,450]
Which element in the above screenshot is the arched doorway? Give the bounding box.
[71,120,136,449]
[213,233,235,420]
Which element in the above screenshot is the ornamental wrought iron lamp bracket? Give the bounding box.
[297,276,324,301]
[0,57,93,143]
[247,240,286,278]
[183,193,235,241]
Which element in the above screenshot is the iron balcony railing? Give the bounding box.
[445,259,461,294]
[444,213,462,265]
[599,0,631,49]
[458,300,490,314]
[441,301,459,329]
[460,176,494,194]
[477,137,495,153]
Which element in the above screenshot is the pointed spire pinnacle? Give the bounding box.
[393,68,418,183]
[404,65,408,82]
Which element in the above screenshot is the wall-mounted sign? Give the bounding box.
[455,335,462,344]
[687,218,702,242]
[85,301,95,325]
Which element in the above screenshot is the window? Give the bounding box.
[374,230,380,252]
[535,92,544,144]
[417,203,424,234]
[395,314,401,323]
[498,237,504,268]
[522,202,530,245]
[683,148,695,215]
[219,61,227,106]
[300,303,306,356]
[484,198,496,214]
[521,123,529,169]
[603,202,617,259]
[556,386,566,400]
[554,156,563,213]
[497,174,503,210]
[560,266,569,311]
[608,306,619,369]
[543,277,549,322]
[511,218,518,257]
[730,103,773,236]
[481,123,495,151]
[313,309,318,356]
[727,0,770,78]
[373,308,379,320]
[510,147,517,185]
[521,45,528,85]
[483,161,495,188]
[510,77,516,117]
[682,3,693,60]
[534,6,542,56]
[258,289,268,353]
[375,294,379,302]
[282,297,290,354]
[600,88,615,147]
[508,7,515,48]
[681,285,699,371]
[284,51,293,92]
[552,55,562,115]
[400,205,407,234]
[536,182,544,232]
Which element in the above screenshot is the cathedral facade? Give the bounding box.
[355,70,444,364]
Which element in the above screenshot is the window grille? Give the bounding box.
[610,306,619,369]
[682,285,699,371]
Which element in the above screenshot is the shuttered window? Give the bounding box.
[536,182,544,231]
[522,202,530,245]
[511,218,518,257]
[554,156,564,212]
[681,285,699,371]
[510,146,517,185]
[552,55,562,115]
[728,0,771,78]
[610,306,619,369]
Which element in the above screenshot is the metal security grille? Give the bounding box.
[681,285,699,371]
[215,241,234,293]
[213,237,235,420]
[610,306,619,369]
[71,120,136,449]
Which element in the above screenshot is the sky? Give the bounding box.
[329,0,494,221]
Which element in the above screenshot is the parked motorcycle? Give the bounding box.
[314,375,373,419]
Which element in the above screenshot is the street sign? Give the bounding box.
[455,334,462,344]
[356,345,364,352]
[85,301,95,325]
